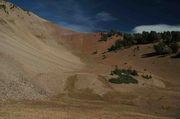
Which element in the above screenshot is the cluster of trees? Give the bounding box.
[108,31,159,51]
[108,66,154,84]
[10,4,16,10]
[107,31,180,56]
[99,30,122,42]
[154,31,180,55]
[109,66,138,84]
[173,52,180,58]
[0,2,30,15]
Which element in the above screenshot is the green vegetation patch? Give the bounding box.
[154,42,172,55]
[172,52,180,58]
[108,31,160,52]
[99,30,122,42]
[109,75,138,84]
[110,66,138,76]
[109,67,138,84]
[104,30,180,56]
[153,31,180,55]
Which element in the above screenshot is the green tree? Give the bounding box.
[170,42,179,53]
[171,31,180,42]
[162,31,172,45]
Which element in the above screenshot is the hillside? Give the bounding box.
[0,1,84,99]
[0,1,180,119]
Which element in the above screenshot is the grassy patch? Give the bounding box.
[65,75,102,100]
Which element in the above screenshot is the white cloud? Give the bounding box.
[133,24,180,33]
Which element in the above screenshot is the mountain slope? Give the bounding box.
[0,1,180,118]
[0,1,84,99]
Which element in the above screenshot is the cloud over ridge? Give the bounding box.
[133,24,180,33]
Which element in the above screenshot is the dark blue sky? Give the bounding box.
[9,0,180,32]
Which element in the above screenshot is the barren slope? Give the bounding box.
[0,1,84,100]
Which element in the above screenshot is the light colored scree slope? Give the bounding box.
[0,1,84,100]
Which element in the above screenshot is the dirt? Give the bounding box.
[0,1,180,118]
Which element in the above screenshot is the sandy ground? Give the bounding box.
[0,98,176,119]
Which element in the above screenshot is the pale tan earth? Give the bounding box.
[0,1,180,119]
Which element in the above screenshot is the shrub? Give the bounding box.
[10,4,16,9]
[169,42,179,53]
[108,40,123,52]
[108,39,133,52]
[171,31,180,42]
[111,67,138,76]
[175,52,180,58]
[162,31,172,45]
[102,54,107,59]
[92,50,98,55]
[109,75,138,84]
[142,75,152,80]
[109,67,138,84]
[99,30,122,42]
[154,42,172,55]
[0,4,6,10]
[172,52,180,58]
[0,4,8,14]
[99,32,114,42]
[99,33,109,42]
[108,45,116,52]
[147,31,160,43]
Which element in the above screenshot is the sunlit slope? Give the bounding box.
[0,1,84,99]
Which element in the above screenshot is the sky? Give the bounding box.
[9,0,180,33]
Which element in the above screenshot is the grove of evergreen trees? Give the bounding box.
[109,66,138,84]
[102,31,180,56]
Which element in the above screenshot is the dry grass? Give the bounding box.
[65,75,102,100]
[0,99,174,119]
